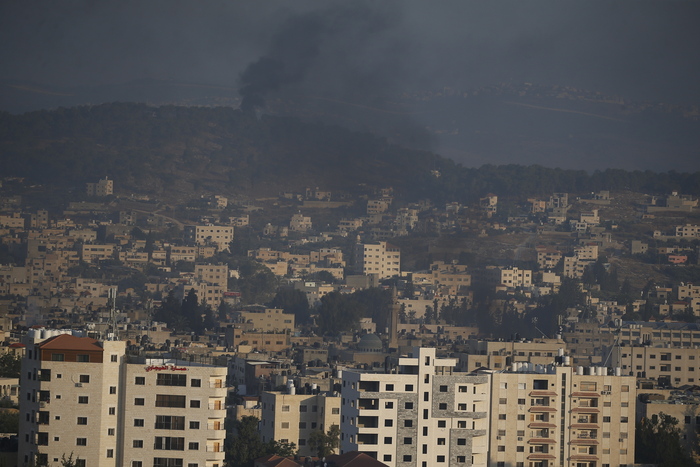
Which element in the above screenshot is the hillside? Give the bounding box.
[0,103,699,204]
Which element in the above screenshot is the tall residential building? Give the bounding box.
[86,177,114,197]
[341,347,491,467]
[354,241,401,280]
[260,387,341,457]
[488,364,636,467]
[19,331,227,467]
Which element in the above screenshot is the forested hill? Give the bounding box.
[0,103,698,202]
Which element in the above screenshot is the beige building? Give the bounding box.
[341,347,491,467]
[289,213,312,232]
[186,225,234,252]
[235,308,295,333]
[19,331,227,467]
[354,242,401,280]
[488,365,636,467]
[86,177,114,197]
[610,345,700,387]
[260,389,341,457]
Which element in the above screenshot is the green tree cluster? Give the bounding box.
[226,416,297,467]
[153,289,216,335]
[635,413,692,466]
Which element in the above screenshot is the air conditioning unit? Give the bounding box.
[75,383,83,388]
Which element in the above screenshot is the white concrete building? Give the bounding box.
[354,242,401,280]
[341,347,491,467]
[19,331,227,467]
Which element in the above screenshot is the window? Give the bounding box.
[154,436,185,450]
[499,414,507,420]
[156,395,186,408]
[153,458,184,467]
[109,386,116,394]
[79,375,90,383]
[106,449,114,458]
[190,400,201,408]
[155,416,185,430]
[437,456,445,462]
[51,353,65,361]
[135,376,145,385]
[76,354,90,362]
[457,438,466,446]
[439,403,447,410]
[385,402,394,409]
[282,405,290,412]
[332,408,340,414]
[133,440,143,448]
[157,374,187,386]
[77,417,87,425]
[299,422,307,429]
[384,437,393,444]
[404,437,413,444]
[405,402,414,409]
[498,446,505,451]
[300,405,307,412]
[109,407,116,415]
[518,398,526,405]
[437,438,446,445]
[603,416,611,423]
[76,438,87,446]
[191,379,201,387]
[135,398,145,406]
[134,419,144,427]
[189,442,199,450]
[189,421,200,429]
[281,422,290,429]
[440,385,448,392]
[383,455,392,462]
[385,419,393,427]
[403,456,412,462]
[386,384,394,391]
[111,355,118,362]
[438,420,446,428]
[78,396,88,404]
[499,398,507,404]
[405,384,414,391]
[132,462,143,467]
[457,456,466,463]
[517,446,524,452]
[404,420,413,427]
[108,428,115,436]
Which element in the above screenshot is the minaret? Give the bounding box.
[389,286,400,351]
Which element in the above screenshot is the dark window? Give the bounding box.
[156,395,186,408]
[76,438,87,446]
[135,398,145,406]
[153,459,184,467]
[51,353,65,361]
[157,374,187,386]
[133,440,143,448]
[154,437,185,451]
[76,354,90,362]
[439,385,448,392]
[190,400,201,408]
[155,415,185,430]
[79,375,90,383]
[405,402,414,409]
[189,421,200,429]
[78,396,88,404]
[404,437,413,444]
[134,419,144,427]
[191,379,201,387]
[77,417,87,425]
[135,376,145,385]
[404,420,413,427]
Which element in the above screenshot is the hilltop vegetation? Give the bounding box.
[0,103,699,203]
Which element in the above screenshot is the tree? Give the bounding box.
[60,453,83,467]
[308,424,340,458]
[268,439,298,458]
[269,288,310,324]
[0,352,21,378]
[226,416,268,467]
[635,413,692,466]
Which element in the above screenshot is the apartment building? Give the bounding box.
[289,214,312,232]
[234,308,295,333]
[489,365,636,467]
[354,242,401,280]
[610,345,700,387]
[185,225,234,252]
[260,387,341,457]
[341,347,491,467]
[86,177,114,197]
[19,331,227,467]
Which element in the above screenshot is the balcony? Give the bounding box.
[358,398,379,411]
[358,381,380,392]
[357,416,379,428]
[357,434,379,446]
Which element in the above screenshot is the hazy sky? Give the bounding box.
[2,0,700,104]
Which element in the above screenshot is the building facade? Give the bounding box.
[19,331,227,467]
